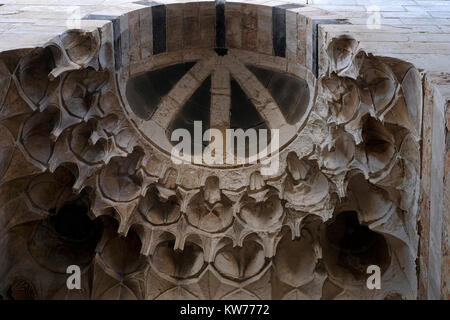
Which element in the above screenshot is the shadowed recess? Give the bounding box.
[28,192,103,273]
[325,211,390,280]
[230,76,266,131]
[168,76,211,152]
[125,62,196,119]
[229,76,271,159]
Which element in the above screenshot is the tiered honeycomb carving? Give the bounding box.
[0,30,422,300]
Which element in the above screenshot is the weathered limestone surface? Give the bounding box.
[0,0,448,300]
[444,101,450,300]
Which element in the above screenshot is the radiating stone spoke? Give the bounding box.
[210,59,231,129]
[151,55,217,128]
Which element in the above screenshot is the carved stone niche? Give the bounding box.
[0,6,422,299]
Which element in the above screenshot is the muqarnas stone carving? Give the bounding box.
[0,24,422,300]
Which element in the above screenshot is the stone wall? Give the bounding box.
[0,0,448,300]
